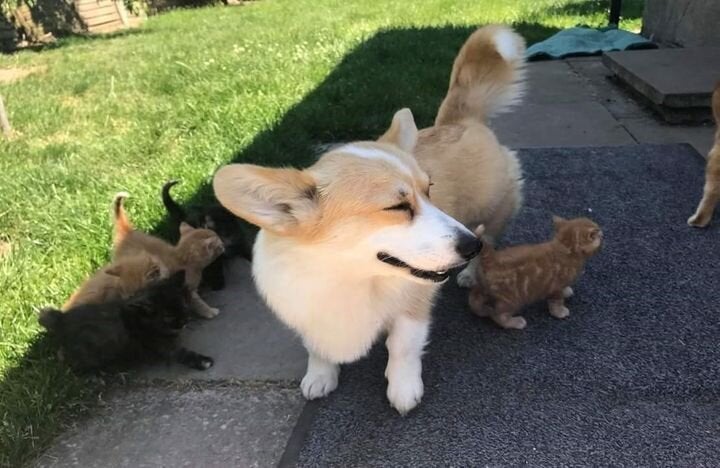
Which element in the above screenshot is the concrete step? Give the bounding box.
[602,48,720,123]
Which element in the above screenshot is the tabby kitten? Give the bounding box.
[40,270,214,372]
[112,193,225,318]
[63,254,168,310]
[162,180,254,291]
[688,81,720,228]
[469,216,603,330]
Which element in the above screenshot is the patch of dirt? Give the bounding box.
[0,65,46,84]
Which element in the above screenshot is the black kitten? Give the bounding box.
[39,270,213,372]
[162,180,253,290]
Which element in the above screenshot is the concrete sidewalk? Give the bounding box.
[31,57,716,467]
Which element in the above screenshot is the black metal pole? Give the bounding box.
[609,0,622,26]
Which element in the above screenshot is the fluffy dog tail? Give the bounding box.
[435,25,526,126]
[38,307,63,331]
[112,192,132,247]
[162,180,188,224]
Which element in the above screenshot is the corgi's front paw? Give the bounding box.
[386,359,423,415]
[301,366,339,400]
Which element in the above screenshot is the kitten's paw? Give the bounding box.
[456,266,477,288]
[301,366,339,400]
[199,306,220,319]
[688,212,711,228]
[387,373,423,415]
[562,287,574,298]
[197,355,214,370]
[550,306,570,319]
[497,316,527,330]
[188,354,214,370]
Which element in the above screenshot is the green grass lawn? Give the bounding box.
[0,0,641,465]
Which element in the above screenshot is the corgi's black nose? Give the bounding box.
[455,232,482,261]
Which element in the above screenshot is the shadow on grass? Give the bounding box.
[0,22,559,466]
[169,21,560,211]
[0,336,102,467]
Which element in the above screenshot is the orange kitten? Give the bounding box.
[63,254,168,310]
[688,81,720,228]
[111,193,225,318]
[469,216,603,330]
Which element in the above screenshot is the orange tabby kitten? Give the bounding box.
[63,254,168,310]
[469,216,603,330]
[688,81,720,228]
[112,193,225,318]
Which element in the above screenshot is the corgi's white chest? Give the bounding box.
[252,236,414,363]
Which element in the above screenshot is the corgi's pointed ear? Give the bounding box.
[213,164,319,236]
[378,108,418,153]
[552,215,567,230]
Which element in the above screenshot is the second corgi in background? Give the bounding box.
[688,81,720,228]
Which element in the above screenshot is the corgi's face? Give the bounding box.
[214,109,479,283]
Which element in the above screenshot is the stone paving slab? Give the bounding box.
[603,48,720,108]
[566,57,647,120]
[490,101,635,148]
[619,117,715,157]
[522,61,590,104]
[33,384,304,468]
[139,258,307,382]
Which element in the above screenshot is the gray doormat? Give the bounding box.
[286,144,720,467]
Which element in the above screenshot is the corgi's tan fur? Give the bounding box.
[688,81,720,227]
[214,25,526,414]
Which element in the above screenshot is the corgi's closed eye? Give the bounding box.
[384,201,413,213]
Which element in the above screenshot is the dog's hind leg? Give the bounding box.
[385,314,429,415]
[300,351,340,400]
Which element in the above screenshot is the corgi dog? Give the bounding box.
[213,25,526,414]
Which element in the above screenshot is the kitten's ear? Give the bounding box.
[179,222,194,236]
[213,164,319,236]
[552,215,567,230]
[105,264,123,277]
[377,108,418,153]
[204,215,215,230]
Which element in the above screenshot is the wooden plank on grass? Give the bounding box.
[84,11,121,27]
[87,21,123,34]
[76,3,117,15]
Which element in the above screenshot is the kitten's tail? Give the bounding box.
[38,307,63,331]
[162,180,188,224]
[112,192,133,247]
[435,25,526,126]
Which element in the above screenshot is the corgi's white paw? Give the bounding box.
[386,361,423,415]
[301,365,339,400]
